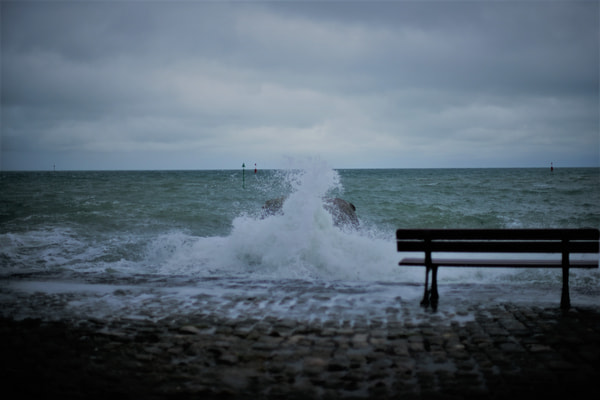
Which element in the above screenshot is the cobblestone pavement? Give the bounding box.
[2,300,599,399]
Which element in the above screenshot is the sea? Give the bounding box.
[1,161,599,324]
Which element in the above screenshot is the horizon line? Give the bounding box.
[2,166,598,173]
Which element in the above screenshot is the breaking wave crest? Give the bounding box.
[153,158,404,281]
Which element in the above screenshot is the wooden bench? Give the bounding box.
[397,229,599,310]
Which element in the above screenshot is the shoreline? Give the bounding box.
[2,301,599,399]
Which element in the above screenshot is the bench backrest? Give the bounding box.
[396,228,600,254]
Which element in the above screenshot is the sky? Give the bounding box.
[1,0,599,171]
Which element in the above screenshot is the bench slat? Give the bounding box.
[396,228,600,241]
[399,257,599,269]
[397,240,599,253]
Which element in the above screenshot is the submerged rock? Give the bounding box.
[323,198,359,228]
[262,197,286,217]
[262,197,359,228]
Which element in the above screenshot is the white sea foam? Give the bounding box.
[145,158,411,282]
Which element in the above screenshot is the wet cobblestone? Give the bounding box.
[1,302,599,399]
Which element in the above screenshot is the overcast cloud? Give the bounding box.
[1,0,598,170]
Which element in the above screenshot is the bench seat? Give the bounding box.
[399,258,598,269]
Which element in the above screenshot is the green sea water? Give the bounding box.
[1,166,598,273]
[1,164,598,321]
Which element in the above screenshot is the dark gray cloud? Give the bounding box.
[1,0,598,170]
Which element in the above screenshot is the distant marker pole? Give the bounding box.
[242,163,246,188]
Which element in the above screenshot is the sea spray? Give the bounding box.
[222,160,403,280]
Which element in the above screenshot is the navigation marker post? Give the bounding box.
[242,163,245,189]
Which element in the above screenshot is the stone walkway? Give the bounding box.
[2,301,599,399]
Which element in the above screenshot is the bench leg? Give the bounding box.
[420,267,430,307]
[430,266,439,310]
[420,266,439,310]
[561,267,571,310]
